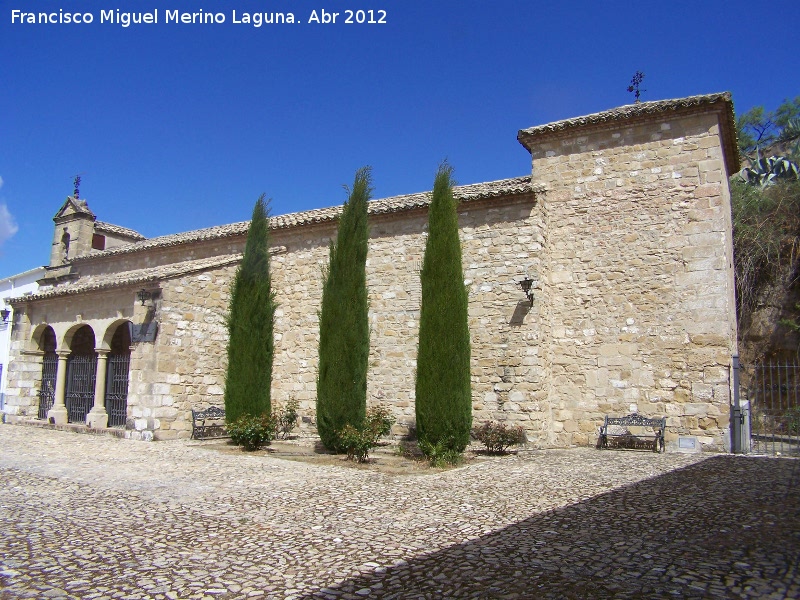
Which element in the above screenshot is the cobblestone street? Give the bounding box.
[0,424,798,599]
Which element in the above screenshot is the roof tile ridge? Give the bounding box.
[71,175,534,262]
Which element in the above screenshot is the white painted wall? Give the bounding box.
[0,267,45,410]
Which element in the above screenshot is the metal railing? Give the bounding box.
[65,355,97,424]
[37,353,57,420]
[105,353,130,428]
[747,359,800,456]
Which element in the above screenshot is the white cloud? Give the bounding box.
[0,175,4,189]
[0,203,18,245]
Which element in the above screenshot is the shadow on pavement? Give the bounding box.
[301,455,800,599]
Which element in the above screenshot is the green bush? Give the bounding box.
[472,421,526,454]
[365,405,395,439]
[273,398,299,439]
[418,438,464,468]
[415,163,472,457]
[317,168,372,451]
[336,424,375,463]
[335,405,396,462]
[228,413,276,451]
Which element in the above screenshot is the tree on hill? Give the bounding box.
[737,97,800,161]
[224,195,277,423]
[316,167,372,451]
[415,162,472,458]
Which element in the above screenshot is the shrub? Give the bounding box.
[731,179,800,329]
[273,398,299,439]
[228,413,276,451]
[317,168,372,451]
[418,438,464,468]
[472,421,526,454]
[336,424,375,463]
[365,405,395,439]
[415,163,472,458]
[225,196,277,423]
[335,405,396,462]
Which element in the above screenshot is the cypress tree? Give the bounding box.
[415,163,472,453]
[316,167,373,451]
[224,195,277,423]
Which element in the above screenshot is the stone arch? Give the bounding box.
[31,324,58,353]
[100,319,132,352]
[64,324,96,354]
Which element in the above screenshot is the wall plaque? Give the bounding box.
[131,322,158,343]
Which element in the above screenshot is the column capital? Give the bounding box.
[56,349,71,359]
[95,348,111,357]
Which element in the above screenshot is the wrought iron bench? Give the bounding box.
[599,413,666,453]
[191,406,228,440]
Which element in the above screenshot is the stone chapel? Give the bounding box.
[4,93,740,451]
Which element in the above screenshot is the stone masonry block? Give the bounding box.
[691,383,714,402]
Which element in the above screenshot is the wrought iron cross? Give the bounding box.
[627,71,646,103]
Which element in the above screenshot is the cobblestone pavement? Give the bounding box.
[0,424,798,600]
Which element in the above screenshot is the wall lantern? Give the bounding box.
[518,278,534,307]
[0,308,9,323]
[137,289,158,306]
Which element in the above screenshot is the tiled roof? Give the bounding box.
[517,93,740,174]
[71,176,537,262]
[95,221,146,240]
[12,255,242,303]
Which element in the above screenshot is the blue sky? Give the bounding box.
[1,0,798,278]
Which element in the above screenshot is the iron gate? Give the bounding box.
[745,359,800,456]
[65,355,97,424]
[105,353,130,428]
[37,353,58,419]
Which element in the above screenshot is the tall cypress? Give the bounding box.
[316,167,372,451]
[224,195,277,423]
[415,163,472,453]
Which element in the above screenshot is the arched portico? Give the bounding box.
[38,318,134,429]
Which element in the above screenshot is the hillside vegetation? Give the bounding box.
[733,97,800,362]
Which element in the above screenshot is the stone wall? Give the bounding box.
[524,111,737,451]
[143,194,544,440]
[135,266,236,439]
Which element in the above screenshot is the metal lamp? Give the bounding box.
[518,278,534,306]
[137,289,153,306]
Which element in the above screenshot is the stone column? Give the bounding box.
[87,349,109,429]
[46,350,70,425]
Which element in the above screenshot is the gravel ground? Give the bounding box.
[0,423,798,599]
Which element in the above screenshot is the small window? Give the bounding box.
[92,234,106,250]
